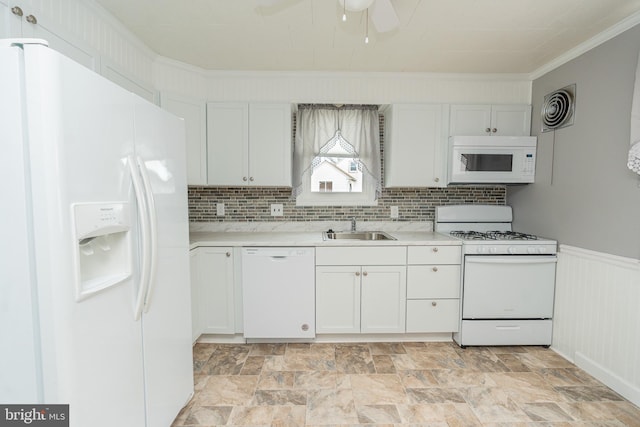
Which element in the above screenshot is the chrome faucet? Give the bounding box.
[351,217,357,232]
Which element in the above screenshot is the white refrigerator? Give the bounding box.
[0,39,194,426]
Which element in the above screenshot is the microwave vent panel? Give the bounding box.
[541,84,576,132]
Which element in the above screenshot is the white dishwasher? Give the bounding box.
[241,247,315,339]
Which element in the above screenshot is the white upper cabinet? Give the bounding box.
[449,104,531,136]
[1,1,100,71]
[207,102,292,187]
[161,93,207,185]
[383,104,449,188]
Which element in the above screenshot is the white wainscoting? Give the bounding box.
[553,244,640,407]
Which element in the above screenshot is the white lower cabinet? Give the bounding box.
[315,266,361,334]
[192,247,235,336]
[360,266,407,333]
[405,245,462,333]
[315,247,407,334]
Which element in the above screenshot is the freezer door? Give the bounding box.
[18,43,147,426]
[0,43,41,403]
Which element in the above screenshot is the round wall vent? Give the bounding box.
[541,84,576,132]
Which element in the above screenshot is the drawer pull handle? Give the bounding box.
[431,301,437,307]
[432,247,439,252]
[355,272,360,276]
[432,267,438,272]
[226,252,231,257]
[363,271,368,276]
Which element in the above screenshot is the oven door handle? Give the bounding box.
[466,256,557,265]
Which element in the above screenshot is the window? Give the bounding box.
[318,181,333,192]
[293,105,381,206]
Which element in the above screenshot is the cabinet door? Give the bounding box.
[449,104,492,136]
[360,266,407,333]
[207,103,248,185]
[198,247,235,334]
[315,266,361,334]
[189,249,201,342]
[491,104,532,136]
[161,93,207,185]
[1,2,100,71]
[384,104,447,188]
[1,1,24,38]
[249,103,292,186]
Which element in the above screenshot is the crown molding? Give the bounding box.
[529,10,640,80]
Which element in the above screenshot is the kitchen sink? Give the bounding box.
[322,231,396,241]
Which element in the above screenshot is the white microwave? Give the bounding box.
[448,136,537,184]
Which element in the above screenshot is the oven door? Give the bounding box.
[462,255,557,319]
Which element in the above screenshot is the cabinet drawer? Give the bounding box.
[407,265,460,298]
[315,246,406,266]
[408,245,461,264]
[406,299,459,333]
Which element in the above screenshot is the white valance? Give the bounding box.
[292,104,381,198]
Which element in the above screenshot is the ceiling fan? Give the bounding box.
[256,0,400,34]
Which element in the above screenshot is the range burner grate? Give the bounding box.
[450,230,539,241]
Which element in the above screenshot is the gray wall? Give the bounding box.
[508,24,640,259]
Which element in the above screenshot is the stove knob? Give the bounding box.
[527,247,537,254]
[508,246,517,254]
[538,247,547,254]
[478,246,488,254]
[490,247,498,254]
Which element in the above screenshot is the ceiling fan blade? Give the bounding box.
[255,0,287,6]
[370,0,399,33]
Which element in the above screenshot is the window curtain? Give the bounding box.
[292,104,381,198]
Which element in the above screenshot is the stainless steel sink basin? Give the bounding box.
[322,231,396,241]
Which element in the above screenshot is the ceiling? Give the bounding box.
[94,0,640,74]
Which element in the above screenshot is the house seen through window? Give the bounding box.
[311,134,363,193]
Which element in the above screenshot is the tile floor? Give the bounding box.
[172,342,640,426]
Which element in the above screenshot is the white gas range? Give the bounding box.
[435,205,558,348]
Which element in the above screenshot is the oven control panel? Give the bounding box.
[463,243,557,255]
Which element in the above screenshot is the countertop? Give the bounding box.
[189,230,460,249]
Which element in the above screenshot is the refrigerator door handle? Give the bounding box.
[128,155,151,321]
[136,156,158,312]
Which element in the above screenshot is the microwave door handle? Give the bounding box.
[466,256,557,265]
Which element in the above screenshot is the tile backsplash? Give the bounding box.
[188,186,506,222]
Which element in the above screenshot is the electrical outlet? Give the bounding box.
[216,203,225,216]
[270,203,283,216]
[390,205,399,219]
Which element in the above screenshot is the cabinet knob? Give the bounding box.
[485,127,491,133]
[432,266,438,272]
[431,301,437,307]
[432,247,439,252]
[249,176,254,182]
[355,272,360,277]
[363,271,368,276]
[492,128,497,133]
[26,14,37,24]
[301,323,309,331]
[434,177,440,183]
[226,252,231,257]
[11,6,23,16]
